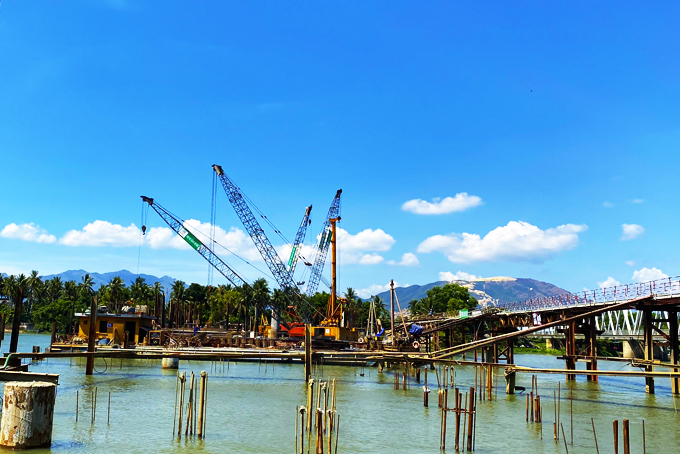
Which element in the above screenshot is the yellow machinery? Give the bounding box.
[315,217,358,342]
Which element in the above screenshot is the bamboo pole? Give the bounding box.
[613,420,619,454]
[591,418,599,454]
[466,387,475,451]
[198,371,207,438]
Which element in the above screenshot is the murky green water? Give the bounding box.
[6,334,680,453]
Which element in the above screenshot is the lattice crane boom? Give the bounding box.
[288,205,312,275]
[305,189,342,295]
[212,165,298,292]
[141,196,246,288]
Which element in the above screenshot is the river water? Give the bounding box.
[5,334,680,453]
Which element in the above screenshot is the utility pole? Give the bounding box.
[390,279,395,346]
[86,295,97,375]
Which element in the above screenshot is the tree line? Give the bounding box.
[0,271,391,334]
[408,282,478,316]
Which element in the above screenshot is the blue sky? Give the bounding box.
[1,1,679,297]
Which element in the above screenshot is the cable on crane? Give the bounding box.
[137,198,151,277]
[188,224,275,284]
[209,170,218,286]
[237,182,294,246]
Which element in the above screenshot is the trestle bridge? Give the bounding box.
[411,276,680,394]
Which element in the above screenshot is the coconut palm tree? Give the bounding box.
[252,279,270,331]
[152,282,164,319]
[345,287,357,327]
[47,277,62,305]
[109,276,124,315]
[237,284,253,331]
[170,280,186,327]
[26,270,43,320]
[62,281,79,334]
[6,274,28,353]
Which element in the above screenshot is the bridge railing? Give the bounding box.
[492,276,680,314]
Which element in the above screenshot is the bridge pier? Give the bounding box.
[669,310,679,394]
[585,316,598,382]
[643,309,655,394]
[565,320,576,381]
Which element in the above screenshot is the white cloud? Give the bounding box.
[336,228,394,252]
[631,199,645,204]
[148,220,262,261]
[57,220,262,262]
[402,193,482,215]
[280,227,395,266]
[387,253,419,267]
[333,227,395,264]
[1,223,56,244]
[355,281,400,299]
[602,201,614,208]
[625,260,636,267]
[632,267,668,283]
[598,277,620,288]
[417,221,587,263]
[621,224,644,241]
[439,271,479,282]
[359,254,385,265]
[60,221,140,247]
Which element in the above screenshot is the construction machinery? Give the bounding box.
[305,189,342,296]
[212,165,321,329]
[141,196,246,288]
[288,205,312,278]
[313,216,358,342]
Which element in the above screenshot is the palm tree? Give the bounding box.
[6,274,28,353]
[80,274,94,296]
[62,281,79,334]
[152,282,164,319]
[252,279,270,331]
[237,284,253,331]
[345,287,357,327]
[26,270,43,320]
[47,277,62,305]
[109,276,124,315]
[170,280,186,327]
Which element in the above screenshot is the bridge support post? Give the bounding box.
[505,369,515,394]
[643,309,655,394]
[586,316,598,382]
[669,310,679,394]
[493,341,499,364]
[565,320,576,381]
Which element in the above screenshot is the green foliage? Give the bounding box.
[32,298,86,333]
[409,283,478,316]
[208,286,240,324]
[185,282,207,304]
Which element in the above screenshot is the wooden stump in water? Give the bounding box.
[0,381,56,449]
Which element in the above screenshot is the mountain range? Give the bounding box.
[375,277,569,307]
[39,269,177,290]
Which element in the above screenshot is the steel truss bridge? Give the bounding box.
[495,276,680,338]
